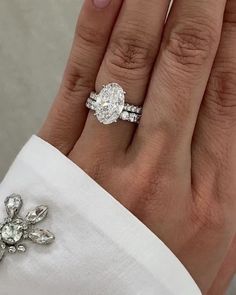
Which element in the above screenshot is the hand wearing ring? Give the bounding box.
[39,0,236,294]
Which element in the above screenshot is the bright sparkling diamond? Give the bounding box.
[95,83,125,124]
[8,246,16,253]
[1,223,23,245]
[120,111,129,121]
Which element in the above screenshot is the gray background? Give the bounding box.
[0,1,235,294]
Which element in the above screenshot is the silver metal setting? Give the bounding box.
[86,83,142,124]
[0,194,55,262]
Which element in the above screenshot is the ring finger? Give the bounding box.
[39,0,123,154]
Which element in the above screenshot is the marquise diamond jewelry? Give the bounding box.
[0,194,55,262]
[86,83,143,125]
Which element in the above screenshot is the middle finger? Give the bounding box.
[135,0,226,172]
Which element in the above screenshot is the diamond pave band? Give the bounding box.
[0,194,55,262]
[86,83,142,125]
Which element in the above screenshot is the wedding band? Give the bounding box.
[86,83,142,125]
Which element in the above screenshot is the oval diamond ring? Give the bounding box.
[86,83,142,125]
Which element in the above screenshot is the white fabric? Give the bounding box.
[0,136,201,295]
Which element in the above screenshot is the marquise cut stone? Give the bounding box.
[95,83,125,124]
[25,205,48,224]
[29,228,55,245]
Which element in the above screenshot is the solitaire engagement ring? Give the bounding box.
[86,83,143,125]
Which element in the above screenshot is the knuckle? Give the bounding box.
[130,163,174,206]
[73,154,109,183]
[62,63,94,105]
[127,166,186,223]
[76,23,106,48]
[164,20,219,69]
[107,30,153,75]
[84,160,108,184]
[60,24,106,105]
[140,107,189,145]
[224,2,236,26]
[192,197,226,232]
[71,147,120,185]
[206,66,236,117]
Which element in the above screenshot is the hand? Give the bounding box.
[39,0,236,293]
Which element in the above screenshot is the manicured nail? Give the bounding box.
[93,0,111,9]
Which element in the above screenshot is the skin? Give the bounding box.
[39,0,236,293]
[208,237,236,294]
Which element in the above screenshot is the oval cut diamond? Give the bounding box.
[1,223,23,245]
[95,83,125,124]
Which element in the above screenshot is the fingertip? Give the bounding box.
[92,0,112,9]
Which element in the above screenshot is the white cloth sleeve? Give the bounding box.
[0,135,201,295]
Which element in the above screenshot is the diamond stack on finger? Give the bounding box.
[86,83,142,125]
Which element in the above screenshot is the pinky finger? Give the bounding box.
[39,0,122,154]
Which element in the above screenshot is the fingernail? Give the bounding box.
[93,0,111,9]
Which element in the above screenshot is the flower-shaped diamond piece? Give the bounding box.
[0,194,55,261]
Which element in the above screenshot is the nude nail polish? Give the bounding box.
[93,0,111,9]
